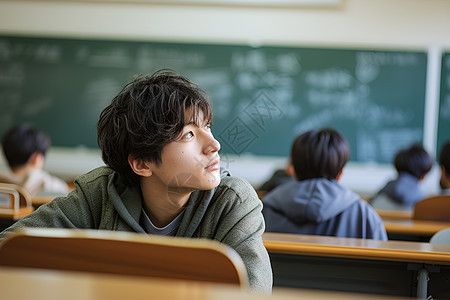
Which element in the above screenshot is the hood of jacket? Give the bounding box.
[263,178,360,224]
[379,172,423,205]
[107,167,231,235]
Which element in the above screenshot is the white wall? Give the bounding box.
[1,0,450,48]
[0,0,448,196]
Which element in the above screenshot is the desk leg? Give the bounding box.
[416,267,429,299]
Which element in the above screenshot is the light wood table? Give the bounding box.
[263,232,450,299]
[0,267,407,300]
[383,219,450,241]
[0,207,34,231]
[376,209,413,220]
[31,195,55,206]
[0,207,34,220]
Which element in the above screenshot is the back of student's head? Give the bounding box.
[2,124,50,170]
[97,69,212,185]
[394,144,433,180]
[290,128,350,181]
[439,141,450,173]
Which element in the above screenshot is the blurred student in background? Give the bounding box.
[0,124,70,196]
[262,128,387,240]
[258,163,295,193]
[439,141,450,195]
[370,144,433,212]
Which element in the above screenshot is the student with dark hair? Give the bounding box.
[262,128,387,240]
[0,70,272,293]
[0,124,69,196]
[439,141,450,195]
[371,144,433,211]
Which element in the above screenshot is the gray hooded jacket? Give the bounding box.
[0,166,273,293]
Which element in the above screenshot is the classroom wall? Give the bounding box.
[1,0,450,48]
[1,0,449,196]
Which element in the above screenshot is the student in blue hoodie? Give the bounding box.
[262,128,387,240]
[370,144,433,212]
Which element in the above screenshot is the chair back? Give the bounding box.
[0,186,20,210]
[429,227,450,245]
[0,183,34,222]
[413,195,450,222]
[0,228,249,287]
[0,183,32,210]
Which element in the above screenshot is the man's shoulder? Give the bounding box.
[75,166,114,185]
[217,175,258,203]
[0,170,18,184]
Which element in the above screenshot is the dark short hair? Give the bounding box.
[439,141,450,172]
[290,128,350,181]
[394,144,433,179]
[2,124,50,170]
[97,69,213,185]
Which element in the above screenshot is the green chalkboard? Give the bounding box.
[0,36,428,163]
[437,52,450,155]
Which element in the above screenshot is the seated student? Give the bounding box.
[0,124,70,196]
[0,70,272,293]
[258,164,295,193]
[371,144,433,211]
[439,141,450,195]
[262,128,387,240]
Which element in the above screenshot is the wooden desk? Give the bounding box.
[0,267,406,300]
[263,232,450,299]
[377,209,413,220]
[0,207,34,220]
[0,207,34,231]
[31,195,55,207]
[383,219,450,242]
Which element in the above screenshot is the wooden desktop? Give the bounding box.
[0,267,409,300]
[263,232,450,299]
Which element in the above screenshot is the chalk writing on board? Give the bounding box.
[0,63,24,86]
[0,98,20,129]
[22,96,53,118]
[190,69,233,117]
[357,129,422,162]
[0,40,62,63]
[356,52,420,66]
[76,46,132,68]
[305,68,353,90]
[0,36,427,163]
[82,78,121,112]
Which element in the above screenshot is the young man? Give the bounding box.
[0,70,272,292]
[439,141,450,195]
[371,144,433,211]
[0,124,70,196]
[262,128,387,240]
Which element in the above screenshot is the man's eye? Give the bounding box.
[183,131,194,139]
[205,123,212,130]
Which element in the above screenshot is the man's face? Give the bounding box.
[148,110,221,194]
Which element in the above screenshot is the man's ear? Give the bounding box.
[335,170,344,182]
[29,152,45,169]
[128,155,153,177]
[441,165,447,178]
[287,165,295,178]
[441,165,450,186]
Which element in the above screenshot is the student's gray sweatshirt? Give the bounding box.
[0,166,273,293]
